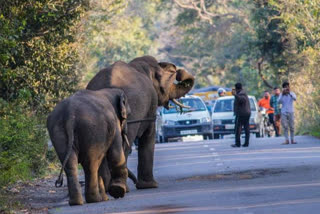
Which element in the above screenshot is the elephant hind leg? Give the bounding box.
[64,151,83,205]
[82,151,104,203]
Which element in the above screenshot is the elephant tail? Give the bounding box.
[55,116,75,188]
[128,169,137,184]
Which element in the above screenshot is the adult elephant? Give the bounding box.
[86,56,195,189]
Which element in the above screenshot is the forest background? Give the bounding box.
[0,0,319,203]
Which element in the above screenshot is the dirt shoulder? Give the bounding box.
[1,175,69,214]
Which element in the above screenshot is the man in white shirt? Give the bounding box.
[278,82,297,144]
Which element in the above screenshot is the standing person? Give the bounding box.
[270,87,281,137]
[258,91,277,137]
[278,82,297,144]
[231,83,251,147]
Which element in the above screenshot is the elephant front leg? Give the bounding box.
[136,125,158,189]
[108,133,128,199]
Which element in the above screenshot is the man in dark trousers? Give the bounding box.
[231,83,251,147]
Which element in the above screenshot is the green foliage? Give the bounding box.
[79,0,156,84]
[170,1,259,91]
[269,0,320,134]
[0,99,47,187]
[171,0,320,134]
[0,0,88,113]
[0,0,88,189]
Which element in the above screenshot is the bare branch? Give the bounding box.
[173,0,196,10]
[173,0,213,24]
[257,58,273,89]
[173,0,240,26]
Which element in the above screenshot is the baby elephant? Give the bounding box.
[47,88,130,205]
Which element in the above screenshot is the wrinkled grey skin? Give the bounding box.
[47,88,130,205]
[86,56,195,189]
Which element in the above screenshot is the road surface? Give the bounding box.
[49,135,320,214]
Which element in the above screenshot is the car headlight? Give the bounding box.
[201,117,211,123]
[213,119,222,125]
[164,120,175,125]
[250,117,255,124]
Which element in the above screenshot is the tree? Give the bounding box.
[0,0,89,190]
[0,0,89,112]
[78,0,158,85]
[269,0,320,134]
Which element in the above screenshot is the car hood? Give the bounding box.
[212,111,257,120]
[212,112,234,120]
[162,110,210,121]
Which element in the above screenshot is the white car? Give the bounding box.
[211,96,264,139]
[156,96,213,143]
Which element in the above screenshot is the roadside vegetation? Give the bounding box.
[0,0,319,212]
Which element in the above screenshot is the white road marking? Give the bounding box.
[154,161,213,169]
[222,155,320,162]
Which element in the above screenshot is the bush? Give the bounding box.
[0,99,47,187]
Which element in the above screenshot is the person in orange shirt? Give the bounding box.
[258,91,277,136]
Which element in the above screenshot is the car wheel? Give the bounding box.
[157,135,162,143]
[256,132,261,138]
[159,135,164,143]
[203,134,213,140]
[163,136,169,143]
[213,134,220,139]
[161,135,169,143]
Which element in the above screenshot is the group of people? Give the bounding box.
[231,82,297,147]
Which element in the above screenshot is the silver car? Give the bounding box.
[211,96,265,139]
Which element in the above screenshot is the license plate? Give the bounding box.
[180,129,197,135]
[225,124,235,129]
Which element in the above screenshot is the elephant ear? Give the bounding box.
[157,62,177,93]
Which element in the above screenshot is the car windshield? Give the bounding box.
[249,98,256,111]
[213,98,256,112]
[163,98,207,114]
[214,99,233,112]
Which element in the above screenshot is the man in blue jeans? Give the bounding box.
[278,82,297,144]
[231,83,251,147]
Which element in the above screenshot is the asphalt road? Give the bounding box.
[49,135,320,214]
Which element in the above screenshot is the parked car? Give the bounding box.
[156,95,213,143]
[211,96,264,139]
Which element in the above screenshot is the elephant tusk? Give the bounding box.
[172,99,190,109]
[123,133,130,148]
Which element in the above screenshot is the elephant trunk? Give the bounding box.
[169,69,195,100]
